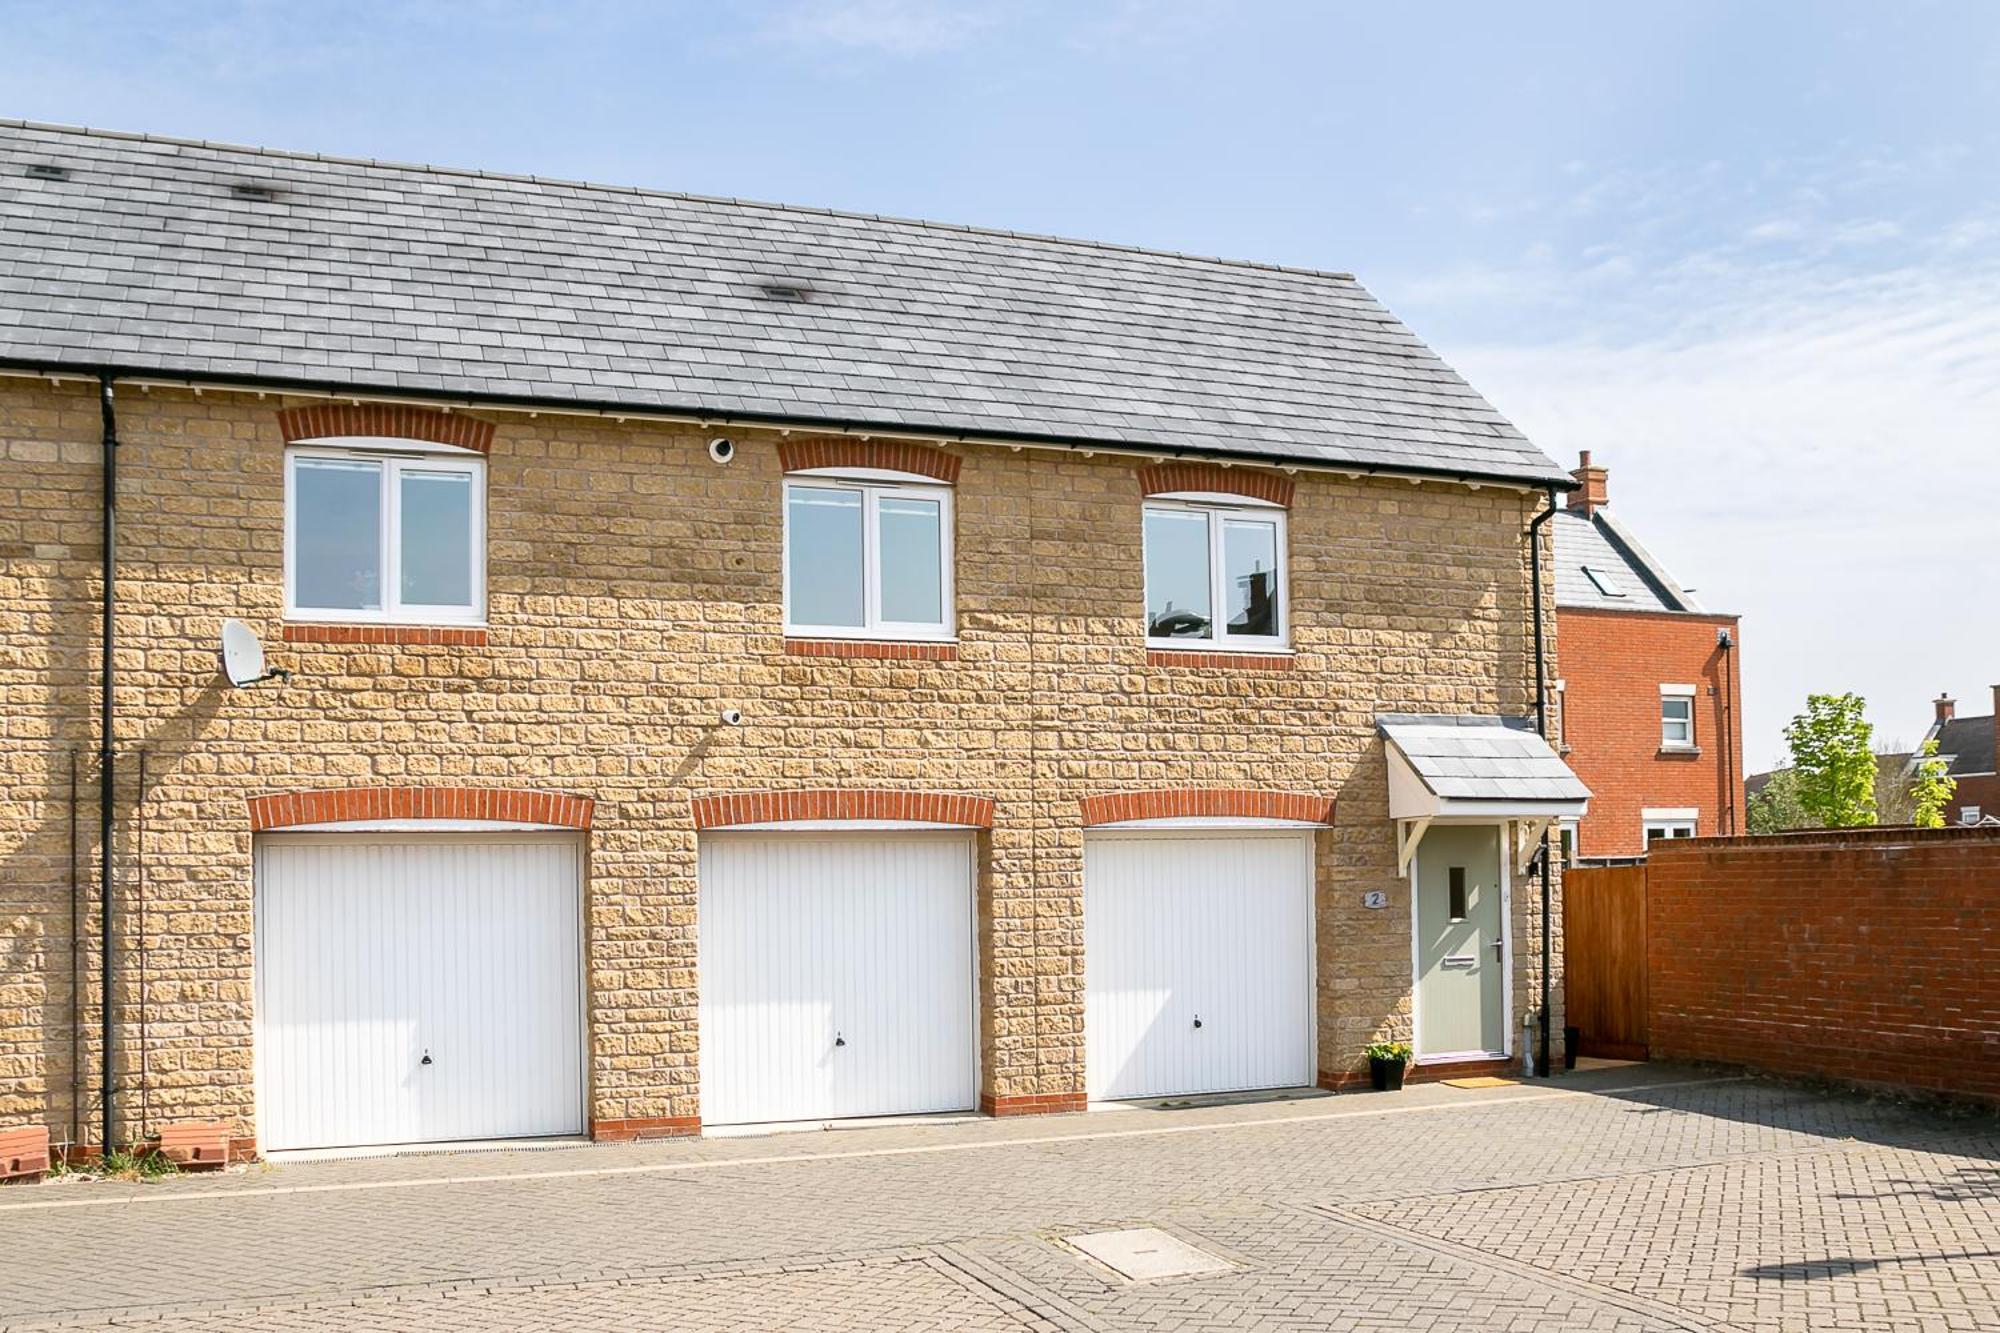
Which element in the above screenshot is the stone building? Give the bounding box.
[0,120,1586,1155]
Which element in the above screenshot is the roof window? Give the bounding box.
[25,164,70,181]
[1582,565,1628,598]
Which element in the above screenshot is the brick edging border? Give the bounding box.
[593,1115,702,1142]
[1079,789,1335,827]
[278,404,495,454]
[1146,649,1295,671]
[248,786,594,831]
[692,789,996,830]
[981,1092,1087,1117]
[1138,461,1293,507]
[777,437,960,483]
[283,624,488,646]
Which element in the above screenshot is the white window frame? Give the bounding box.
[782,475,955,641]
[284,443,486,625]
[1961,805,1983,825]
[1141,496,1289,653]
[1659,685,1697,750]
[1642,808,1698,843]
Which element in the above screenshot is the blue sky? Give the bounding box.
[6,1,1997,765]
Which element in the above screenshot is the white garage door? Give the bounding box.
[255,834,585,1152]
[1085,830,1315,1101]
[699,833,976,1125]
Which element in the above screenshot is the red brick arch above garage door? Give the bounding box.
[692,789,995,829]
[1079,789,1335,826]
[248,786,594,831]
[277,404,496,454]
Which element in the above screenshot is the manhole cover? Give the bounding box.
[1067,1227,1233,1282]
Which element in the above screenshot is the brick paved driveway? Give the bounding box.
[2,1065,1995,1331]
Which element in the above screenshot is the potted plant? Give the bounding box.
[1365,1041,1413,1091]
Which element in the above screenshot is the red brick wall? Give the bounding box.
[1647,828,2000,1104]
[1557,607,1744,857]
[1946,772,2000,827]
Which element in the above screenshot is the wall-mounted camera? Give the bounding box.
[707,437,735,464]
[719,708,744,726]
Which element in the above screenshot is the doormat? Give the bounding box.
[1440,1076,1518,1088]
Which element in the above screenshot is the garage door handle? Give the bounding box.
[420,1051,433,1066]
[1192,1016,1203,1030]
[834,1033,846,1048]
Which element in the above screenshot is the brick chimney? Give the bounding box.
[1568,450,1608,517]
[1936,693,1956,724]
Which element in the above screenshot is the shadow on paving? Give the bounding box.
[1570,1062,2000,1159]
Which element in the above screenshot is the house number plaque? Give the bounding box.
[1360,890,1388,909]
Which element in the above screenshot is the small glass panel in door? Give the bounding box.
[1415,825,1505,1057]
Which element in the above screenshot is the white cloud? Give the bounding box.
[1449,267,2000,769]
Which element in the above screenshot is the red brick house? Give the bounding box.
[1553,453,1744,859]
[1916,691,2000,826]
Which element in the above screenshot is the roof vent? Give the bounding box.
[758,280,813,302]
[229,182,280,202]
[25,164,70,181]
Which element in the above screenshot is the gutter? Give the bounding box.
[1527,485,1559,1078]
[97,373,118,1153]
[0,357,1579,496]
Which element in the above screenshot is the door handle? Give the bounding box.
[1490,940,1504,958]
[420,1050,433,1066]
[834,1032,846,1048]
[1193,1015,1203,1030]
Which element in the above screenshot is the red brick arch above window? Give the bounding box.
[1138,462,1293,508]
[278,404,495,454]
[248,786,593,831]
[1079,788,1334,827]
[692,789,994,829]
[776,437,960,483]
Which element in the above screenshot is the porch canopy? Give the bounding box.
[1378,714,1590,873]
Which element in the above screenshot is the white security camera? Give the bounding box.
[707,437,735,464]
[719,708,744,726]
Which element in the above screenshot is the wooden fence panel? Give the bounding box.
[1563,864,1648,1059]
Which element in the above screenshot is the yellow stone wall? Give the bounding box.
[0,377,1562,1145]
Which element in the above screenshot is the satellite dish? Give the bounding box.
[219,619,288,687]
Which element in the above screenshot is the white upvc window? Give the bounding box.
[1962,805,1983,825]
[1643,809,1698,844]
[783,476,954,640]
[1660,685,1697,749]
[1142,497,1288,651]
[284,444,485,624]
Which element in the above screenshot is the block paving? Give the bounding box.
[1,1067,1994,1332]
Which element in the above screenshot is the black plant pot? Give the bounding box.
[1563,1026,1581,1070]
[1369,1056,1408,1091]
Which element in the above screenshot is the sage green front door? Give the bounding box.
[1414,824,1506,1057]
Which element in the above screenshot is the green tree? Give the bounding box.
[1746,767,1808,834]
[1783,693,1877,828]
[1909,737,1956,829]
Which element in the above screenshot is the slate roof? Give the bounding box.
[1552,508,1707,613]
[0,120,1571,484]
[1930,715,1997,778]
[1377,715,1591,804]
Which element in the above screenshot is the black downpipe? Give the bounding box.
[1527,485,1559,1078]
[98,374,118,1153]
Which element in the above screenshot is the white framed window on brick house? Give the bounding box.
[1142,498,1288,651]
[783,475,954,640]
[284,444,485,624]
[1643,809,1698,844]
[1659,685,1697,750]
